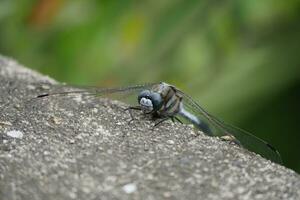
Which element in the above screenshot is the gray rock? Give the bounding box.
[0,55,299,200]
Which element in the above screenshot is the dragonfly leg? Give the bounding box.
[171,116,183,124]
[124,106,142,124]
[151,116,182,131]
[152,117,171,130]
[144,110,155,115]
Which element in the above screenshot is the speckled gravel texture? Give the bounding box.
[0,55,299,200]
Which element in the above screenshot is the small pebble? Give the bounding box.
[122,183,137,194]
[163,192,172,198]
[41,84,51,90]
[92,108,98,113]
[50,116,62,125]
[0,121,12,126]
[6,130,24,139]
[166,140,175,145]
[27,84,36,90]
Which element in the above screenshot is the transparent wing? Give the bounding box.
[35,83,158,104]
[177,90,282,164]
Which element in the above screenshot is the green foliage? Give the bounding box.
[0,0,299,172]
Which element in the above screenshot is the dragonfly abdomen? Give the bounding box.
[178,104,212,135]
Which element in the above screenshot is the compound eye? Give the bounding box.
[138,90,150,102]
[150,93,163,111]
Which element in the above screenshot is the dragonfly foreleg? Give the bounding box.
[124,106,142,124]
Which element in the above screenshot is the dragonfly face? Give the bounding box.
[35,82,282,164]
[137,82,182,117]
[138,90,163,112]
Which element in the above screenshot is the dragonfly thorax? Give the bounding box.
[138,90,163,112]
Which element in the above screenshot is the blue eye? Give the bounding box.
[138,90,150,102]
[138,90,162,111]
[149,93,163,111]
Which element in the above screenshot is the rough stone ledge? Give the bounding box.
[0,55,299,200]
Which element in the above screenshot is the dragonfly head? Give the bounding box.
[138,90,163,112]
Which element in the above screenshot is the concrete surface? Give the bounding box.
[0,55,299,200]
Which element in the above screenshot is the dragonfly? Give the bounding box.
[36,82,282,164]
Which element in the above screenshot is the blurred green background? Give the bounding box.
[0,0,299,172]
